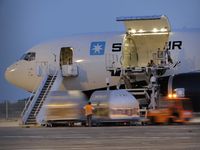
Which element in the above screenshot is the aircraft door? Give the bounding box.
[117,15,171,68]
[60,47,73,66]
[60,47,78,77]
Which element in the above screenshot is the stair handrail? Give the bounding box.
[21,74,49,124]
[34,70,58,117]
[20,78,41,117]
[126,88,148,91]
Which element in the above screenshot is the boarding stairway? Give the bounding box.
[21,73,57,125]
[117,67,160,109]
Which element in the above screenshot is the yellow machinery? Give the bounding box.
[147,92,193,124]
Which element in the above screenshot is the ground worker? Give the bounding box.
[147,59,156,67]
[83,102,94,127]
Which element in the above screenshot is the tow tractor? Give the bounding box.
[147,88,193,124]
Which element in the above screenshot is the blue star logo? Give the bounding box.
[90,41,106,55]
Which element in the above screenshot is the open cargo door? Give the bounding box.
[117,15,171,68]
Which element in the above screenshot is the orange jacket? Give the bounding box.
[84,104,94,116]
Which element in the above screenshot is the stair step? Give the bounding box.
[22,74,57,125]
[28,117,36,120]
[25,122,37,125]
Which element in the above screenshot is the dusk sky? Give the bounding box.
[0,0,200,102]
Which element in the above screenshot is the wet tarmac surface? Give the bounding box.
[0,125,200,150]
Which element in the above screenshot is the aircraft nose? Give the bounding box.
[5,61,36,92]
[5,63,18,85]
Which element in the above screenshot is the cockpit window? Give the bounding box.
[20,52,36,61]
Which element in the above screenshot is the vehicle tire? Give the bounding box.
[168,118,173,125]
[69,122,74,127]
[149,117,156,125]
[47,123,53,127]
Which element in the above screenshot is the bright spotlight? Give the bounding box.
[138,29,145,33]
[152,28,158,32]
[161,28,167,32]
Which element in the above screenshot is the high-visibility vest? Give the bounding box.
[84,104,94,116]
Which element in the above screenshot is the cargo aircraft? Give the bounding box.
[4,15,200,125]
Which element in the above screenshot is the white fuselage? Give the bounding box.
[5,29,200,93]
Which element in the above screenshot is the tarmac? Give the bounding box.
[0,124,200,150]
[0,120,19,127]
